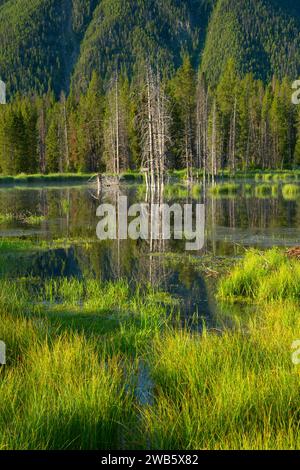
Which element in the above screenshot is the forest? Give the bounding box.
[0,57,299,177]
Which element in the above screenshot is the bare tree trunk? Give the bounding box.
[38,104,46,174]
[115,74,120,176]
[61,92,69,171]
[211,99,217,185]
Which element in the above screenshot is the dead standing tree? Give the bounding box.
[104,72,130,176]
[141,66,172,193]
[195,73,209,187]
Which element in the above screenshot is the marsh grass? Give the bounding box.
[255,171,300,183]
[1,241,300,450]
[0,173,93,187]
[255,184,279,198]
[282,184,300,201]
[217,248,300,303]
[0,329,135,450]
[0,273,174,449]
[0,213,14,224]
[164,184,189,200]
[209,183,240,197]
[140,300,300,449]
[24,215,47,225]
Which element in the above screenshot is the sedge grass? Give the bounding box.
[209,183,240,197]
[282,184,300,201]
[140,299,300,450]
[217,248,300,303]
[1,242,300,450]
[0,328,135,450]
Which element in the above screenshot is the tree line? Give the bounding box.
[0,57,300,177]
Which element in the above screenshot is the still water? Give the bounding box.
[0,180,299,324]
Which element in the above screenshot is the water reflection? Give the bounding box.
[0,181,299,322]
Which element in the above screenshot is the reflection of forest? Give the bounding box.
[1,183,300,262]
[2,183,298,321]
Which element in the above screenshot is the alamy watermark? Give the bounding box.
[96,196,205,251]
[0,341,6,365]
[0,80,6,105]
[291,80,300,105]
[291,340,300,365]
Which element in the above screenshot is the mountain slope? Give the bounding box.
[0,0,299,97]
[71,0,213,92]
[0,0,97,95]
[201,0,300,85]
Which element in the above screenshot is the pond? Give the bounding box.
[0,179,299,326]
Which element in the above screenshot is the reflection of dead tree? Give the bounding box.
[147,184,168,286]
[89,173,121,200]
[141,66,172,192]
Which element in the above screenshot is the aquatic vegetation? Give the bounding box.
[119,171,143,183]
[0,325,135,450]
[0,239,34,252]
[282,184,300,201]
[24,215,47,225]
[255,172,300,183]
[242,183,253,197]
[164,184,189,200]
[255,184,278,198]
[218,248,300,303]
[141,300,300,450]
[0,242,300,449]
[209,183,240,197]
[0,213,14,224]
[0,173,93,186]
[191,184,202,199]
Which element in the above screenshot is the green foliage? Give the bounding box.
[218,248,300,303]
[142,299,300,449]
[0,0,97,96]
[0,0,299,98]
[201,0,300,86]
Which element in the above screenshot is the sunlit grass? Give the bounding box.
[0,328,135,450]
[140,300,300,449]
[24,215,47,225]
[282,184,300,201]
[209,183,240,197]
[217,248,300,303]
[0,213,14,224]
[1,241,300,450]
[255,184,278,198]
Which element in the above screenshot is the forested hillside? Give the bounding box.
[0,0,300,96]
[201,0,300,85]
[0,0,97,96]
[71,0,213,92]
[1,0,300,177]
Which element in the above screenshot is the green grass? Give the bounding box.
[0,324,135,450]
[0,212,46,225]
[254,184,279,198]
[141,300,300,449]
[0,273,175,449]
[1,242,300,449]
[0,173,94,186]
[218,248,300,303]
[0,213,14,224]
[24,215,47,225]
[282,184,300,201]
[119,171,143,183]
[255,171,300,183]
[209,183,240,197]
[164,184,189,200]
